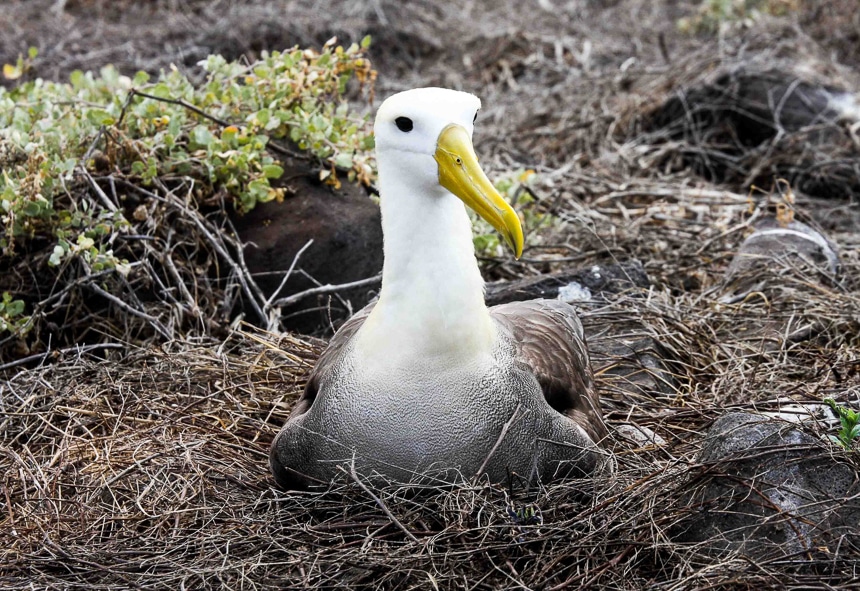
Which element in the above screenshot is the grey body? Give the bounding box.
[270,299,607,489]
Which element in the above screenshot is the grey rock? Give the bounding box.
[719,218,839,304]
[674,412,860,557]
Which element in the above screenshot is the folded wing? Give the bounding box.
[491,299,607,444]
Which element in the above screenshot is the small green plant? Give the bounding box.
[507,503,542,525]
[825,398,860,450]
[677,0,799,34]
[471,169,555,258]
[0,292,28,335]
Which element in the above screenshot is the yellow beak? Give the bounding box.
[434,124,524,259]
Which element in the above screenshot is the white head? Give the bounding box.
[374,87,481,155]
[373,87,523,256]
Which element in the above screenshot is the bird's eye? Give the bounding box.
[473,111,478,123]
[395,117,413,132]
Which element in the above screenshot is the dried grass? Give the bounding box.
[2,297,858,589]
[2,0,860,588]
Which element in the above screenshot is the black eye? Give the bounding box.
[473,111,478,123]
[394,117,413,132]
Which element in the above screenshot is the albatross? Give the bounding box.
[270,87,607,489]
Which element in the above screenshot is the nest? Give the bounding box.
[3,272,859,588]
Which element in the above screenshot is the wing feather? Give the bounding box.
[290,301,376,417]
[490,299,607,443]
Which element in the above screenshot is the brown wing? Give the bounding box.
[490,299,607,444]
[289,301,377,417]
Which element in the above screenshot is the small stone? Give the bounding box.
[557,281,592,303]
[615,423,666,446]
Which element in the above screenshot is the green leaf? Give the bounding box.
[190,125,214,148]
[262,164,284,179]
[149,82,172,98]
[59,158,77,174]
[334,152,354,169]
[22,200,44,216]
[69,70,84,88]
[255,108,270,127]
[132,70,151,86]
[361,35,372,49]
[6,299,24,317]
[86,108,116,126]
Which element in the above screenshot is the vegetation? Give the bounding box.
[677,0,799,33]
[0,38,376,349]
[826,398,860,450]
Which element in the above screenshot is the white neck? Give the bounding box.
[355,151,495,364]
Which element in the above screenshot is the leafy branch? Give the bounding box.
[0,38,376,345]
[825,398,860,450]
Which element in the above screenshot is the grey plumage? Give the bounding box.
[270,299,607,489]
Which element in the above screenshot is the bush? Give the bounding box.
[677,0,799,34]
[0,38,375,360]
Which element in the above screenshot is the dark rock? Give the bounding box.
[646,68,860,198]
[231,159,383,334]
[650,69,846,147]
[674,412,860,557]
[485,260,649,306]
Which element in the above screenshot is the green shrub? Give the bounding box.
[0,38,375,346]
[1,37,374,254]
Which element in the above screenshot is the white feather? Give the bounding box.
[354,88,495,368]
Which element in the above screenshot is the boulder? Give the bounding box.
[231,158,383,334]
[646,68,860,199]
[674,412,860,557]
[719,218,839,304]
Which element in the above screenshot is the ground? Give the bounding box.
[1,1,860,589]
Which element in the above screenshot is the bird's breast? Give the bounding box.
[302,344,542,470]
